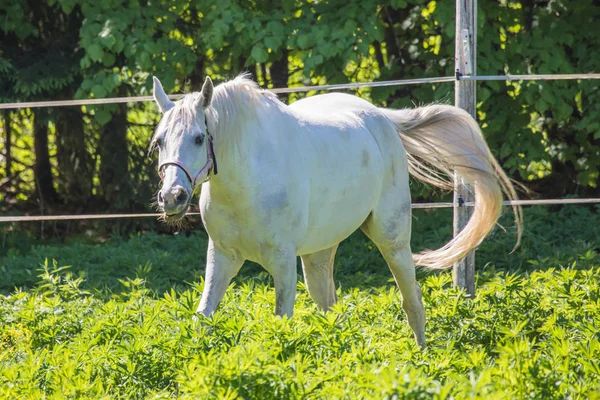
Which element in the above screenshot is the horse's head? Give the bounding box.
[152,76,215,222]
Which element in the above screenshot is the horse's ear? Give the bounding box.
[200,76,213,108]
[153,76,174,113]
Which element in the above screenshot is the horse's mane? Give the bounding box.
[209,73,283,137]
[212,72,280,112]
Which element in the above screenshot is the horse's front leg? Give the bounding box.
[265,248,297,317]
[196,239,244,316]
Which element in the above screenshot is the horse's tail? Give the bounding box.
[380,105,522,270]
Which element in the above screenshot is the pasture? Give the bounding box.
[1,205,599,399]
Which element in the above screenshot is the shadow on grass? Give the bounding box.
[1,205,598,296]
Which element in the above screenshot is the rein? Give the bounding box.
[158,117,218,193]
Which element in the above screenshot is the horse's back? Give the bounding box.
[289,92,404,160]
[290,92,380,117]
[290,92,409,186]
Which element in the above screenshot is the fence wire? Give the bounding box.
[1,73,599,110]
[462,73,600,81]
[1,72,600,223]
[1,198,598,223]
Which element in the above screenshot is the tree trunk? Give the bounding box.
[270,48,289,103]
[3,110,11,176]
[374,41,386,71]
[55,107,92,207]
[382,5,414,102]
[239,55,257,80]
[99,103,131,210]
[382,6,402,66]
[190,56,205,92]
[33,110,58,206]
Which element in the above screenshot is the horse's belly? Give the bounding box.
[297,195,377,255]
[297,142,383,255]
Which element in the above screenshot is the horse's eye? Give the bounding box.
[195,135,204,146]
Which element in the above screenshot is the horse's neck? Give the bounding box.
[208,115,265,200]
[208,97,297,201]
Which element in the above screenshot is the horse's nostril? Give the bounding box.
[176,189,188,204]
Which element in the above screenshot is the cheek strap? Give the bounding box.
[158,119,217,191]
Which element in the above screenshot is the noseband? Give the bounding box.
[158,117,218,192]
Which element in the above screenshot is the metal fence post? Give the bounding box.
[453,0,477,296]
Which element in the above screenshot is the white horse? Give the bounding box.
[151,74,521,347]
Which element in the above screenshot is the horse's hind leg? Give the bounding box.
[301,245,338,310]
[362,196,426,348]
[380,245,426,348]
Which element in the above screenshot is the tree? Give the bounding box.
[0,0,86,208]
[55,106,92,206]
[32,110,58,207]
[1,0,598,223]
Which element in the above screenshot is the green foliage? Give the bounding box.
[474,0,600,191]
[1,207,600,397]
[2,0,599,215]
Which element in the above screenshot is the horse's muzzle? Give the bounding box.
[158,185,189,218]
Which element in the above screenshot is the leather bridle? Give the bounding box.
[158,117,218,193]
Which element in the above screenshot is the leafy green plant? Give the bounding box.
[1,207,599,398]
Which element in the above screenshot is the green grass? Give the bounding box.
[1,206,600,398]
